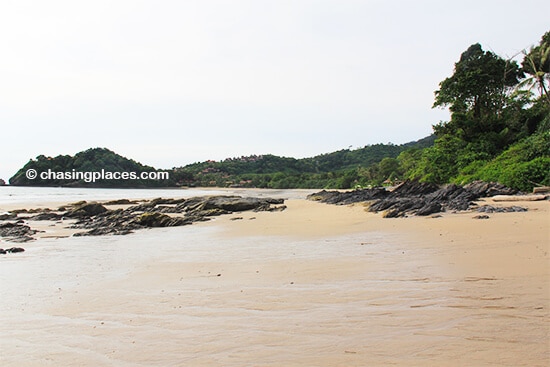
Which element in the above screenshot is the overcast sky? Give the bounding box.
[1,0,548,180]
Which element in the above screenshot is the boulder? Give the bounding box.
[65,203,108,218]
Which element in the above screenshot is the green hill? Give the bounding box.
[9,148,174,188]
[9,136,434,189]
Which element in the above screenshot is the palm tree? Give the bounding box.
[519,31,550,104]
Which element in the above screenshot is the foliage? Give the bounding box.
[520,31,550,103]
[453,131,550,191]
[433,43,523,121]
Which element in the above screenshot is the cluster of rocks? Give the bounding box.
[69,195,286,237]
[0,195,287,243]
[0,221,38,243]
[308,180,521,218]
[0,247,25,254]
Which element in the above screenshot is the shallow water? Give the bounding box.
[1,222,547,366]
[0,186,313,209]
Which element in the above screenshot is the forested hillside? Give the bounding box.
[399,31,550,191]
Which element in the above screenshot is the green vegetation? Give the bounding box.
[10,31,549,191]
[171,136,435,189]
[402,31,550,191]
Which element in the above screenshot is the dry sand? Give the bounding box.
[1,195,548,366]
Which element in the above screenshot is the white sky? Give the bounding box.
[1,0,548,180]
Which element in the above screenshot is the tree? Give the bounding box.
[520,31,550,104]
[433,43,523,124]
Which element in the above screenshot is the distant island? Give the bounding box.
[8,31,550,192]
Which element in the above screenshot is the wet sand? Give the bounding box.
[0,195,548,366]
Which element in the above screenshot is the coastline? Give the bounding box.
[0,190,548,366]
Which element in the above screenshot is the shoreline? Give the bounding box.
[0,190,548,366]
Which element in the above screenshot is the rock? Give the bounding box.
[29,212,63,221]
[416,202,442,216]
[0,248,5,254]
[0,222,37,242]
[65,203,108,218]
[6,247,25,253]
[464,181,518,197]
[473,214,490,219]
[390,180,439,196]
[308,180,518,218]
[0,213,17,221]
[102,199,138,205]
[74,227,134,236]
[477,205,527,213]
[134,212,190,227]
[70,195,285,237]
[306,188,388,205]
[201,196,284,212]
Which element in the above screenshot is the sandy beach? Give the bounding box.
[0,192,548,366]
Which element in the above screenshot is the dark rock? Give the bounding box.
[74,227,134,236]
[416,202,443,216]
[477,205,528,213]
[0,222,37,242]
[102,199,138,205]
[473,214,490,219]
[0,213,17,221]
[201,196,284,212]
[10,209,28,214]
[0,247,26,254]
[134,212,190,227]
[65,203,108,218]
[308,180,518,218]
[391,180,439,196]
[464,181,518,197]
[69,195,285,237]
[306,188,388,205]
[29,212,63,221]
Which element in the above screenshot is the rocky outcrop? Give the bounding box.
[308,180,520,217]
[307,188,388,205]
[0,195,286,241]
[71,195,286,236]
[0,222,37,242]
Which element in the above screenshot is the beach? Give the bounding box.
[0,190,548,366]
